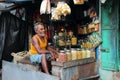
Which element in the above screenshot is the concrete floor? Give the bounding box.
[99,68,120,80]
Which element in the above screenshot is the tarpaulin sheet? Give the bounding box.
[0,12,28,62]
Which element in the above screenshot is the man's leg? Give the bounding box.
[41,54,50,74]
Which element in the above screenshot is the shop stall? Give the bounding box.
[1,0,102,80]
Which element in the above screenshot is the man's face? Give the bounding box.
[36,24,45,37]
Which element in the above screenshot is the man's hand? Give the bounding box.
[49,51,56,61]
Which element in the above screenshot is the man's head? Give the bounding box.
[34,22,45,37]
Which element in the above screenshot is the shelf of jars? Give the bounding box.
[52,35,98,63]
[51,20,102,63]
[77,20,100,35]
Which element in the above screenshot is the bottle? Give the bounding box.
[71,35,77,46]
[53,31,58,49]
[47,26,51,40]
[66,35,71,49]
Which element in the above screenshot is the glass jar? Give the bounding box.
[71,48,77,60]
[81,49,87,59]
[66,49,72,61]
[57,50,67,62]
[86,49,91,58]
[77,48,82,59]
[91,51,96,59]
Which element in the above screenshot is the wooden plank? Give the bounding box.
[52,57,95,68]
[2,60,60,80]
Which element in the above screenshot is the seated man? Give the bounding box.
[29,22,55,74]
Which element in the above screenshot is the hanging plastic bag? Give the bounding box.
[51,2,71,20]
[40,0,47,14]
[40,0,51,14]
[46,0,51,14]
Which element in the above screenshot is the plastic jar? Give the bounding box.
[71,48,77,60]
[66,49,72,61]
[57,50,67,62]
[77,48,82,59]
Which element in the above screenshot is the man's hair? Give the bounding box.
[34,22,45,31]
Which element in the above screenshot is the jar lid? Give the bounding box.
[71,48,77,51]
[66,49,70,52]
[64,48,67,51]
[76,48,81,50]
[60,50,65,53]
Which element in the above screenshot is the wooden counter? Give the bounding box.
[51,58,98,80]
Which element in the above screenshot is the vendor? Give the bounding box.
[29,22,55,74]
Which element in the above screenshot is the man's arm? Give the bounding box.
[32,36,49,54]
[47,46,58,59]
